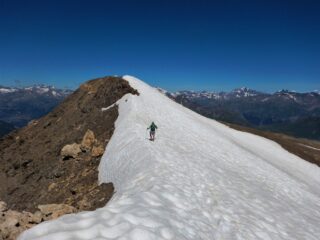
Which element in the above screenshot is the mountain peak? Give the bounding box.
[229,87,259,97]
[0,86,18,94]
[0,76,138,212]
[276,89,297,94]
[233,86,250,92]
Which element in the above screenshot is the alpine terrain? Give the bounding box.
[0,77,138,239]
[0,85,72,137]
[17,76,320,240]
[167,88,320,140]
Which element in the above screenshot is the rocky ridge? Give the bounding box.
[0,76,138,239]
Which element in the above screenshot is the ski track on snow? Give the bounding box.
[19,76,320,240]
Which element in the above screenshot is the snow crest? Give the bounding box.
[19,76,320,240]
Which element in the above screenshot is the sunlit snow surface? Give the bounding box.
[19,76,320,240]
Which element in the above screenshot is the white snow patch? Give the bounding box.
[36,87,49,94]
[19,76,320,240]
[298,143,320,151]
[0,88,17,93]
[101,102,118,112]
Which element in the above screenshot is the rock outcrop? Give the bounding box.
[60,129,106,160]
[0,76,138,239]
[0,201,77,240]
[81,129,96,151]
[61,143,82,159]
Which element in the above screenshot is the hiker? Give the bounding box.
[147,122,158,141]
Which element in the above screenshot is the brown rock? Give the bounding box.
[1,210,19,228]
[91,145,105,157]
[0,228,9,239]
[0,206,42,240]
[77,198,90,210]
[81,129,96,151]
[31,211,43,224]
[0,201,7,212]
[48,182,57,191]
[60,143,81,159]
[19,211,32,226]
[38,204,76,219]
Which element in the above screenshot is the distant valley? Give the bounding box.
[0,85,72,136]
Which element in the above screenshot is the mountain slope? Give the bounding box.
[20,76,320,240]
[0,76,139,211]
[225,122,320,166]
[0,77,140,240]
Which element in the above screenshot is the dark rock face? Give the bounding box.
[0,76,138,214]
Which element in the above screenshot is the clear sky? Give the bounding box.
[0,0,319,92]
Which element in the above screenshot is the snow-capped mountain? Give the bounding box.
[0,84,71,97]
[0,87,18,94]
[167,87,269,101]
[0,84,73,129]
[19,76,320,240]
[168,87,320,101]
[228,87,261,98]
[172,90,222,100]
[168,88,320,140]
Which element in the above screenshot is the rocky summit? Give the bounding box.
[0,76,138,239]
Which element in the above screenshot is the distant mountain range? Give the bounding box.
[0,85,72,136]
[165,88,320,140]
[1,84,319,141]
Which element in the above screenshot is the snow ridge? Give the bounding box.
[19,76,320,240]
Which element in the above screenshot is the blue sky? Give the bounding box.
[0,0,319,92]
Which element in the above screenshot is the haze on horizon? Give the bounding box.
[0,0,319,92]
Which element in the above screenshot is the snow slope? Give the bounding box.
[19,76,320,240]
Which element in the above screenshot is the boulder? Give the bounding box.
[0,201,7,212]
[48,182,57,191]
[60,143,81,159]
[38,204,76,219]
[0,202,77,240]
[30,211,43,224]
[81,129,96,151]
[19,211,33,226]
[0,208,28,240]
[91,145,104,157]
[1,210,19,228]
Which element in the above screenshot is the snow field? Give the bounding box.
[19,76,320,240]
